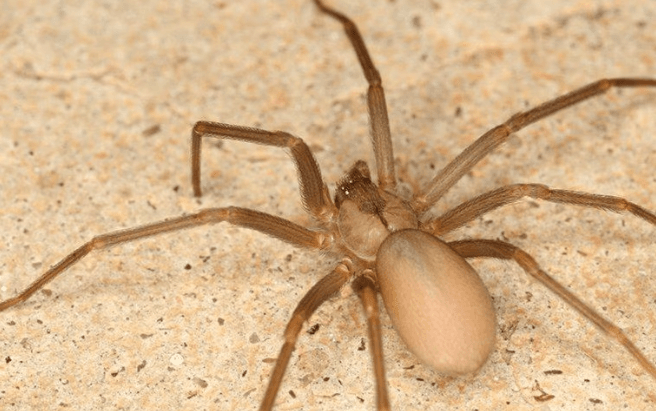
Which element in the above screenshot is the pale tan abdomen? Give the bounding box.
[376,229,496,375]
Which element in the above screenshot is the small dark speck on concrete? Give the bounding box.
[194,377,208,388]
[142,124,161,136]
[289,390,296,398]
[137,360,147,372]
[218,317,225,325]
[249,332,260,343]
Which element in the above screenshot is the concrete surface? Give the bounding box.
[1,0,655,410]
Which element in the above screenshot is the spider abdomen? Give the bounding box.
[376,229,496,375]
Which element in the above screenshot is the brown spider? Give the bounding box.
[2,1,656,410]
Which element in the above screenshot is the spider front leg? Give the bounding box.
[314,0,396,190]
[353,272,391,411]
[260,260,353,411]
[415,78,656,212]
[449,239,656,379]
[426,183,656,235]
[191,121,336,222]
[0,207,328,311]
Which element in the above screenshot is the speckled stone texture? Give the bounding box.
[1,1,655,410]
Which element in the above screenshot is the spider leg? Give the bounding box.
[260,260,353,411]
[415,78,656,213]
[314,0,396,191]
[449,239,656,380]
[425,183,656,236]
[0,207,328,311]
[353,272,391,411]
[191,122,336,222]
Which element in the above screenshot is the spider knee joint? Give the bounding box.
[526,184,550,199]
[316,232,335,250]
[282,133,302,148]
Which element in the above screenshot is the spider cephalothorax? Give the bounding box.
[335,160,418,261]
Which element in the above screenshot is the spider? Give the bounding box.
[2,0,656,410]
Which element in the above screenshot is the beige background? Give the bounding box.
[1,0,655,410]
